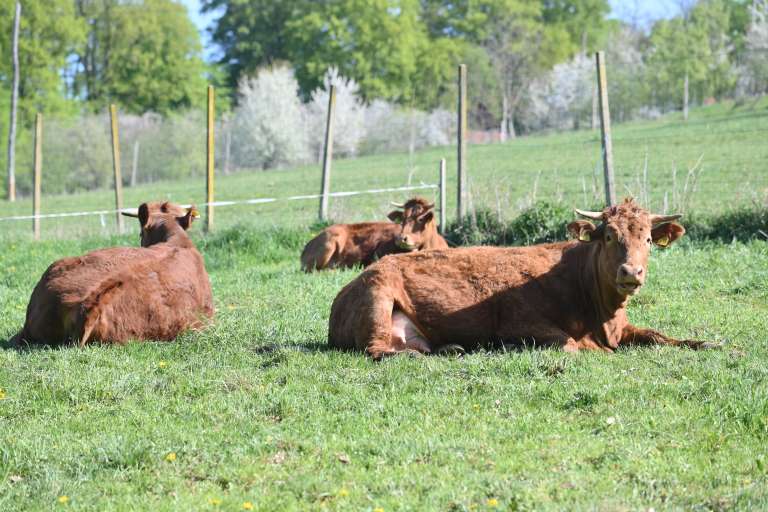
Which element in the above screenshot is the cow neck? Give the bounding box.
[159,224,194,249]
[578,241,628,324]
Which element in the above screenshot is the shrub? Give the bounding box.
[231,66,309,170]
[445,202,573,247]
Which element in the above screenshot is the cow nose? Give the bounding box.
[619,264,643,281]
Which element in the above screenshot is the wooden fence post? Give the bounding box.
[33,113,42,240]
[206,85,215,232]
[439,158,447,234]
[457,64,467,222]
[109,104,124,233]
[595,51,616,206]
[319,84,336,221]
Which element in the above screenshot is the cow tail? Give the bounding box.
[80,309,100,347]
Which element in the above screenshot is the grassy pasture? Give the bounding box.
[1,104,768,510]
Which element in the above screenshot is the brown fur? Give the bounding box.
[300,197,448,272]
[328,198,711,359]
[10,202,214,347]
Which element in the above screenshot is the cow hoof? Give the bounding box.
[436,344,466,356]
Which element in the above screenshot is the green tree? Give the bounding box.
[0,0,85,121]
[74,0,206,114]
[200,0,307,91]
[648,0,737,117]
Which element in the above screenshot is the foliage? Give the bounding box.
[305,68,367,160]
[736,0,768,97]
[231,66,308,170]
[73,0,207,115]
[445,202,574,246]
[0,0,85,122]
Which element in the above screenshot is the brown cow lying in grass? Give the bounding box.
[329,198,716,359]
[300,197,448,272]
[10,201,213,347]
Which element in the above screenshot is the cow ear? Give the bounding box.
[138,203,150,228]
[652,222,685,247]
[419,210,434,224]
[388,210,404,222]
[176,207,198,231]
[568,220,596,242]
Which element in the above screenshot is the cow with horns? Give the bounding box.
[300,197,449,272]
[10,201,214,347]
[328,198,717,359]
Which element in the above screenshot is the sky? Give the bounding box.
[179,0,681,62]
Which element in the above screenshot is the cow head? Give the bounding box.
[568,198,685,297]
[387,197,437,251]
[122,201,200,247]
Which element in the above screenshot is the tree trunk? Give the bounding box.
[6,1,21,202]
[500,94,509,142]
[683,72,689,121]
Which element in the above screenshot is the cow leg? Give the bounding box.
[500,325,580,352]
[620,324,717,350]
[361,298,432,360]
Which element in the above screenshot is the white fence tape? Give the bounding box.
[0,183,437,222]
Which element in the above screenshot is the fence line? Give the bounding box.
[0,183,438,222]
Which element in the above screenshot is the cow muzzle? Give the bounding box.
[395,236,417,251]
[616,264,645,295]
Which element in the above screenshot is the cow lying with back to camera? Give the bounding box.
[10,201,214,347]
[329,198,715,359]
[300,197,448,272]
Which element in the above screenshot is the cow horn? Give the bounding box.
[574,208,603,220]
[649,213,682,225]
[425,202,435,210]
[121,208,139,218]
[390,202,405,208]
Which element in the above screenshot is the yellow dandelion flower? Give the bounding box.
[486,498,499,507]
[338,488,349,497]
[374,508,384,512]
[473,404,480,410]
[209,498,222,506]
[242,502,254,510]
[158,361,167,368]
[57,495,69,504]
[165,452,177,462]
[0,389,6,400]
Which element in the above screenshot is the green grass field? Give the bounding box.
[1,104,767,510]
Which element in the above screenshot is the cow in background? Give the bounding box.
[11,201,214,347]
[301,197,448,272]
[328,198,717,359]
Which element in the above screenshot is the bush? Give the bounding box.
[231,66,309,170]
[445,202,573,247]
